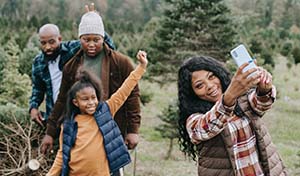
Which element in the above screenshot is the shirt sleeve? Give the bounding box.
[248,85,276,115]
[104,32,116,50]
[61,40,81,50]
[116,53,141,134]
[106,65,145,117]
[46,126,63,176]
[186,97,235,144]
[29,61,45,111]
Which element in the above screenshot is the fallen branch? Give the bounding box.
[0,113,54,175]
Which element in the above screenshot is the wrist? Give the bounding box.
[257,88,272,96]
[223,92,236,107]
[29,106,38,114]
[30,108,38,115]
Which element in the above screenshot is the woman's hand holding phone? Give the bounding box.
[230,44,273,95]
[230,44,258,78]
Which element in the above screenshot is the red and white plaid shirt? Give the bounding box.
[186,87,276,176]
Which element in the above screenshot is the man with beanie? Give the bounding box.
[29,23,115,127]
[41,11,141,175]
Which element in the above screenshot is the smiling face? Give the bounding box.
[72,86,99,115]
[39,28,61,56]
[191,70,223,103]
[80,34,104,57]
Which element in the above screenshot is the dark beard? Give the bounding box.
[43,46,61,62]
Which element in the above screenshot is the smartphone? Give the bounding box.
[230,44,257,77]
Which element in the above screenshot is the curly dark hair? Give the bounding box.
[64,69,103,121]
[177,55,232,161]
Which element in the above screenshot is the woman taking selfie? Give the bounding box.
[177,56,286,176]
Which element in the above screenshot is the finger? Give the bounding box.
[129,141,138,149]
[31,115,44,127]
[137,50,144,59]
[237,62,249,75]
[260,69,268,84]
[136,51,141,60]
[139,51,147,60]
[247,73,260,87]
[36,118,44,127]
[252,76,261,86]
[142,52,147,58]
[140,50,147,57]
[244,67,258,79]
[265,73,272,84]
[34,113,44,127]
[126,141,132,149]
[261,70,267,84]
[38,112,45,122]
[90,3,95,11]
[250,70,261,81]
[265,71,271,82]
[84,4,89,12]
[124,139,129,146]
[253,59,257,65]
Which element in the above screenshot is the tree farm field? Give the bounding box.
[123,56,300,176]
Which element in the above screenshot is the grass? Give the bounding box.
[263,56,300,175]
[123,56,300,176]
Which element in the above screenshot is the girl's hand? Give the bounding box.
[223,62,261,106]
[256,67,273,95]
[136,50,148,68]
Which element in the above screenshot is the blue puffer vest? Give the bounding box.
[61,102,131,176]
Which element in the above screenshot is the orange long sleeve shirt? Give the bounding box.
[47,65,145,176]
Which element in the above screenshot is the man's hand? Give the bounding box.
[40,135,54,155]
[125,133,139,150]
[30,108,44,127]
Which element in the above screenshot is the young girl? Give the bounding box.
[47,50,148,176]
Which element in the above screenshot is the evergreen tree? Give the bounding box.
[148,0,237,79]
[155,101,179,159]
[0,47,6,87]
[19,44,39,77]
[280,0,294,30]
[0,40,31,107]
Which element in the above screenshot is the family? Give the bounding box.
[29,3,287,176]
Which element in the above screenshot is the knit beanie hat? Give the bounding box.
[78,12,104,38]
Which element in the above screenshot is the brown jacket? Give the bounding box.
[46,44,141,138]
[197,93,287,176]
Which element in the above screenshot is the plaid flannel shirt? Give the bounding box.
[29,40,81,120]
[186,87,276,176]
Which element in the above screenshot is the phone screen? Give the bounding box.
[230,44,257,77]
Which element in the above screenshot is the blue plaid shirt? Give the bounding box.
[29,33,116,120]
[29,40,81,120]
